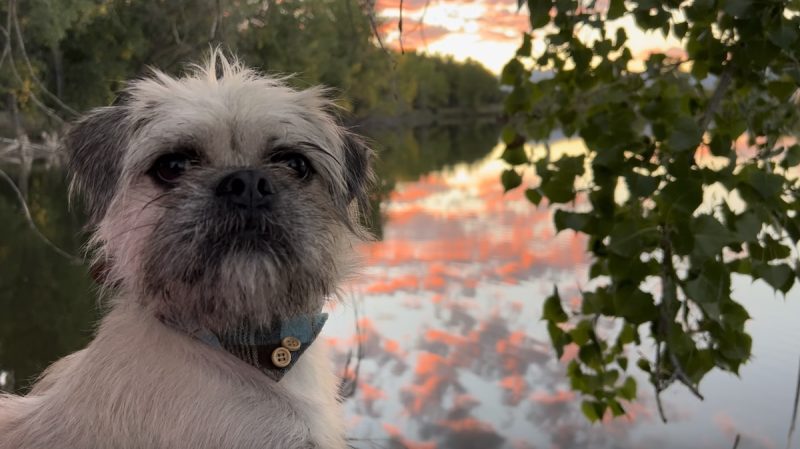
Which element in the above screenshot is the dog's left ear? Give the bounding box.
[65,105,131,227]
[342,132,374,210]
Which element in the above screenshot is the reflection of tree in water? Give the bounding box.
[0,167,97,393]
[362,122,500,239]
[337,303,668,449]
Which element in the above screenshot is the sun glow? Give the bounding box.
[376,0,681,74]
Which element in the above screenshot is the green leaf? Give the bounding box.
[543,287,568,323]
[658,178,703,220]
[691,214,737,259]
[667,117,703,152]
[683,349,715,384]
[767,80,798,102]
[608,254,656,285]
[528,0,553,29]
[608,220,656,257]
[517,33,532,57]
[721,301,750,328]
[570,319,593,346]
[768,21,799,51]
[619,377,637,400]
[742,167,784,201]
[541,180,576,203]
[733,211,761,242]
[501,59,525,85]
[501,125,518,145]
[673,22,688,39]
[684,260,730,321]
[581,401,600,422]
[547,321,570,358]
[554,210,591,232]
[614,28,627,49]
[717,330,752,370]
[781,145,800,168]
[578,343,603,370]
[525,188,543,205]
[607,0,625,20]
[753,262,795,293]
[502,145,529,165]
[608,399,626,417]
[581,288,613,315]
[501,169,523,192]
[625,172,659,198]
[613,288,658,325]
[618,324,637,345]
[728,258,752,275]
[709,133,732,157]
[724,0,751,17]
[691,60,709,80]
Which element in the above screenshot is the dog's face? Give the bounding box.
[65,56,372,331]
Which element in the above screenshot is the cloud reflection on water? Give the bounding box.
[325,138,792,449]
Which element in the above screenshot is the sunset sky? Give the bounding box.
[375,0,679,74]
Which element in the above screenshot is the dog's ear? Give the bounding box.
[65,105,130,227]
[342,132,374,211]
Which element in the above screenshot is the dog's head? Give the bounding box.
[65,53,373,331]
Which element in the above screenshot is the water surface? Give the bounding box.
[1,124,798,449]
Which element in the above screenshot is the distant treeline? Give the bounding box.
[3,0,501,127]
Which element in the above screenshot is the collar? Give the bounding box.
[161,313,328,382]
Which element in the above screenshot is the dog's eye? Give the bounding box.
[273,153,312,179]
[149,152,196,187]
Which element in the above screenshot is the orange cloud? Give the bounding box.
[499,374,529,406]
[530,389,575,405]
[437,416,497,433]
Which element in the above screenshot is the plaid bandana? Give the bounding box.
[162,313,328,381]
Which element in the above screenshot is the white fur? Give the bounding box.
[0,299,346,449]
[0,52,358,448]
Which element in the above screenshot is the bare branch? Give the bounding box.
[338,297,364,400]
[398,0,404,54]
[362,0,386,52]
[669,351,704,400]
[700,68,733,132]
[653,342,668,423]
[0,168,82,264]
[787,356,800,449]
[653,227,704,420]
[8,0,79,117]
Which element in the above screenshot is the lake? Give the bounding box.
[1,123,798,449]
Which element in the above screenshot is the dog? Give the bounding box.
[0,52,373,449]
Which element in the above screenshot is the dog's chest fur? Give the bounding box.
[0,302,346,449]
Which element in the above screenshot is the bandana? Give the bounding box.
[161,313,328,381]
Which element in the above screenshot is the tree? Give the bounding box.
[501,0,800,422]
[1,0,501,129]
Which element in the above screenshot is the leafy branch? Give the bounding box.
[504,0,800,422]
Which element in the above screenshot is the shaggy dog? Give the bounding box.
[0,52,373,449]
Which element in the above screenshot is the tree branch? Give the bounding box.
[0,168,82,264]
[700,68,733,132]
[8,0,79,117]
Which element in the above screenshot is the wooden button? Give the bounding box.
[271,347,292,368]
[282,336,302,351]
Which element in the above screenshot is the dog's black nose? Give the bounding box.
[216,170,274,208]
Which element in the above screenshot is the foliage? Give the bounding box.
[1,0,500,127]
[502,0,800,421]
